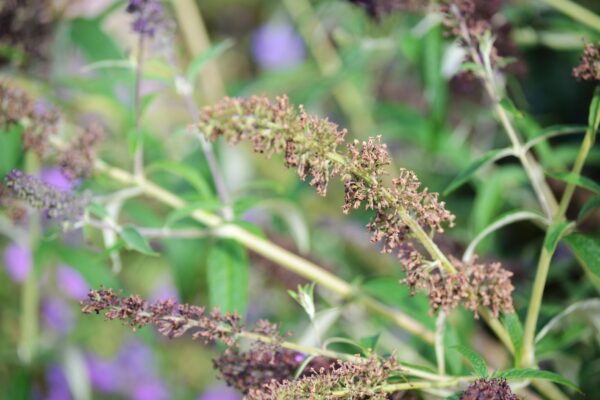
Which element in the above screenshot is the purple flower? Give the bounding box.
[57,265,89,300]
[126,0,164,37]
[3,243,31,283]
[46,364,72,400]
[40,167,75,192]
[199,384,241,400]
[132,380,170,400]
[85,354,121,393]
[251,22,305,70]
[150,278,179,302]
[42,296,74,335]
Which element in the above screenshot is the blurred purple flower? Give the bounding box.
[150,278,179,302]
[57,265,89,300]
[127,0,164,37]
[199,384,241,400]
[3,243,32,283]
[40,167,76,192]
[117,339,156,378]
[46,364,72,400]
[85,354,121,393]
[42,296,74,335]
[132,380,170,400]
[251,22,305,70]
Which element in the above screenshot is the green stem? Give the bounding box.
[522,247,553,367]
[93,160,435,343]
[435,312,446,375]
[522,89,599,368]
[19,248,39,364]
[282,0,376,135]
[133,33,146,179]
[331,378,470,398]
[541,0,600,34]
[19,155,40,364]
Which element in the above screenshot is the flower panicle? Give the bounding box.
[126,0,165,37]
[439,0,519,73]
[408,256,514,317]
[197,96,514,318]
[59,121,105,180]
[0,81,60,156]
[250,355,402,400]
[215,349,334,395]
[347,0,428,19]
[460,378,519,400]
[3,169,86,222]
[573,41,600,82]
[81,288,289,350]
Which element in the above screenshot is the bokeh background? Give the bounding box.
[1,0,600,399]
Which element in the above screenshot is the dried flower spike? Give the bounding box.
[573,41,600,82]
[251,355,403,400]
[197,96,514,317]
[0,82,60,156]
[347,0,427,19]
[59,122,105,180]
[439,0,520,73]
[3,169,85,222]
[460,378,519,400]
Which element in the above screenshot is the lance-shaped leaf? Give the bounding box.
[444,148,514,195]
[207,239,248,315]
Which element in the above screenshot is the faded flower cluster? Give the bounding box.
[347,0,427,19]
[439,0,520,73]
[573,41,600,82]
[252,355,402,400]
[0,81,60,156]
[197,96,514,316]
[59,122,105,180]
[82,288,244,347]
[3,169,86,221]
[460,378,518,400]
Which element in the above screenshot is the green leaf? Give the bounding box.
[463,210,547,262]
[120,226,159,256]
[186,39,234,86]
[359,333,381,353]
[544,221,571,252]
[547,171,600,194]
[0,124,23,176]
[579,194,600,221]
[87,203,109,219]
[502,313,524,365]
[500,98,523,119]
[444,148,513,195]
[57,246,120,289]
[148,161,214,200]
[536,299,600,344]
[452,345,488,378]
[588,86,600,141]
[564,234,600,280]
[206,240,248,315]
[288,282,316,321]
[493,368,579,391]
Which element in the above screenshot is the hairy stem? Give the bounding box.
[92,159,435,343]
